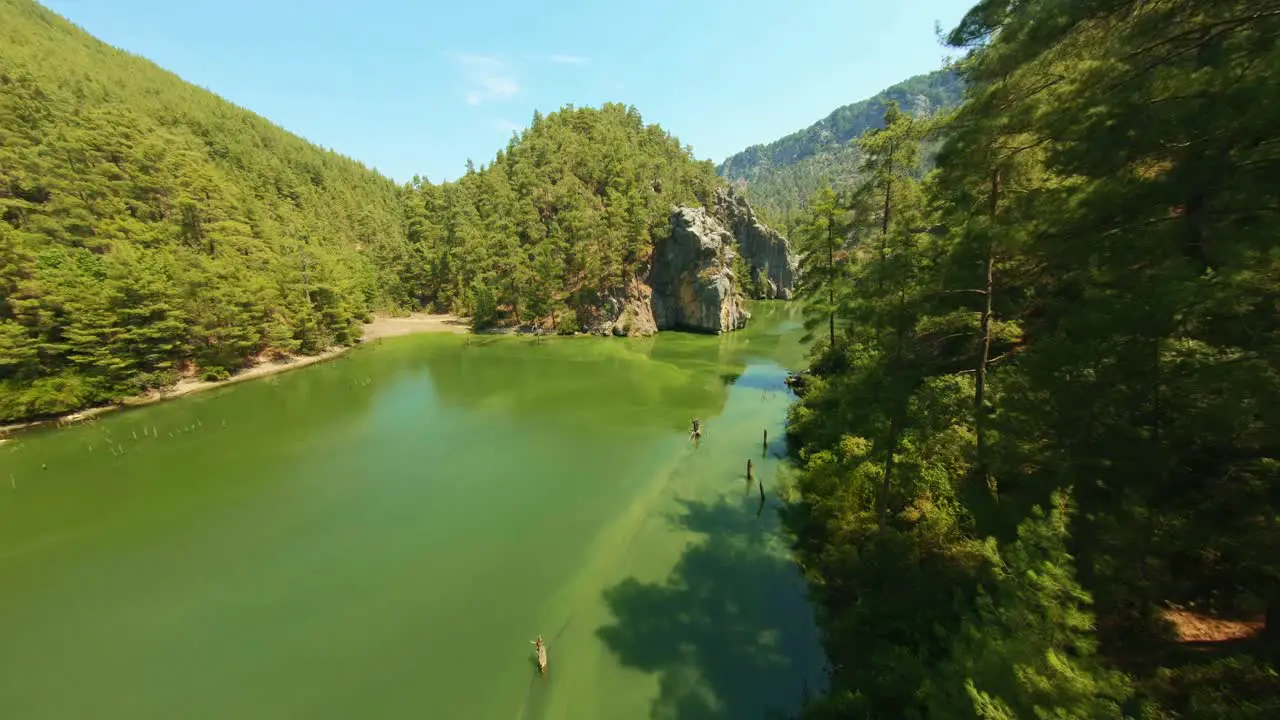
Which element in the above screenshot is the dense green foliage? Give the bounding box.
[0,0,728,422]
[400,103,722,330]
[717,71,963,226]
[785,1,1280,717]
[0,0,411,421]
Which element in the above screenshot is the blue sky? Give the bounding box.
[42,0,974,183]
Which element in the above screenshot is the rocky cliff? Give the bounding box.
[713,186,798,299]
[581,280,659,337]
[648,207,750,334]
[584,192,791,337]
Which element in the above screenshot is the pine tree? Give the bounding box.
[793,187,851,352]
[927,495,1132,719]
[785,1,1280,716]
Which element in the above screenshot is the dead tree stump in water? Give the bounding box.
[532,637,547,674]
[747,458,754,481]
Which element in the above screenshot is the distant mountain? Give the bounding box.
[716,70,964,225]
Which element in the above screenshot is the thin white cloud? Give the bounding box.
[447,52,520,105]
[548,53,590,66]
[494,118,522,133]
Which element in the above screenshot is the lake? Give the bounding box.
[0,302,826,719]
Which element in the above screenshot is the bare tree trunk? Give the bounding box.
[301,250,312,306]
[880,281,909,531]
[975,167,998,496]
[827,209,836,349]
[875,154,896,294]
[879,413,900,531]
[874,137,905,531]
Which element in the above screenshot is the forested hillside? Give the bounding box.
[717,70,963,225]
[0,0,412,422]
[0,0,730,423]
[401,103,723,332]
[785,0,1279,718]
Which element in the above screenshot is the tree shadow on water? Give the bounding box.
[596,497,823,720]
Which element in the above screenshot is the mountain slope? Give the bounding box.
[716,70,964,223]
[0,0,410,421]
[402,103,726,330]
[0,0,782,424]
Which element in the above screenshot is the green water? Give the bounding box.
[0,302,825,719]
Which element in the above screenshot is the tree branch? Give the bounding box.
[1122,11,1280,63]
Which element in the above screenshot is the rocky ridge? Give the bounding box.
[714,186,797,300]
[586,191,797,337]
[648,206,751,334]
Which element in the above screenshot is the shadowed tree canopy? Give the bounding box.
[785,0,1280,718]
[597,497,824,720]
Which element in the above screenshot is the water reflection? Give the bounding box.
[596,498,825,719]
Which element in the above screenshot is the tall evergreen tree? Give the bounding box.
[794,187,851,352]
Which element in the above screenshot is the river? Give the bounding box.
[0,302,826,719]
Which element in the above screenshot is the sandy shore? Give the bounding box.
[0,313,470,438]
[358,313,470,340]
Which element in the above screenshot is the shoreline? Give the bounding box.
[0,313,469,440]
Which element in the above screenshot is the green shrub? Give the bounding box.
[557,308,580,335]
[201,367,231,383]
